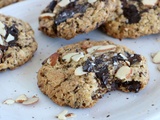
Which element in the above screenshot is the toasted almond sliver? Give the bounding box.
[152,51,160,64]
[142,0,158,6]
[3,99,15,105]
[15,94,28,103]
[57,110,68,120]
[62,53,79,62]
[115,66,132,80]
[75,66,87,76]
[22,96,39,105]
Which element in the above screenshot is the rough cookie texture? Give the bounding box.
[0,0,22,8]
[102,0,160,39]
[39,0,117,40]
[37,40,149,108]
[0,14,38,71]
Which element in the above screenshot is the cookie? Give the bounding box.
[102,0,160,39]
[38,0,117,40]
[37,40,149,108]
[0,14,38,71]
[0,0,22,8]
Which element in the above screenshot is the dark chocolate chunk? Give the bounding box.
[115,80,141,93]
[123,5,141,24]
[96,66,109,88]
[83,59,94,72]
[48,0,57,12]
[128,54,142,65]
[54,2,90,25]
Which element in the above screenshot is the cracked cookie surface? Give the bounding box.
[0,14,38,71]
[102,0,160,39]
[37,40,149,108]
[38,0,117,40]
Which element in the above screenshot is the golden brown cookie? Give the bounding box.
[0,14,38,71]
[37,40,149,108]
[102,0,160,39]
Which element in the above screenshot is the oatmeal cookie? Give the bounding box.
[38,0,117,40]
[0,14,38,71]
[37,40,149,108]
[0,0,22,8]
[102,0,160,39]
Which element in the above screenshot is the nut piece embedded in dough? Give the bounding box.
[75,66,87,76]
[142,0,158,6]
[15,94,28,103]
[47,53,59,66]
[58,0,75,7]
[87,45,116,53]
[152,51,160,64]
[115,66,132,79]
[88,0,97,4]
[0,21,6,37]
[22,96,39,105]
[62,53,79,62]
[3,99,15,105]
[39,13,55,18]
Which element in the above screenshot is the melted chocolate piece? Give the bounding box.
[48,0,57,12]
[123,5,141,24]
[128,54,142,65]
[55,2,90,25]
[0,24,19,50]
[115,80,141,93]
[95,66,109,88]
[83,56,110,88]
[83,59,94,72]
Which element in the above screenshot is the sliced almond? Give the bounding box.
[87,45,116,53]
[142,0,158,6]
[115,66,132,79]
[96,45,116,52]
[75,66,87,76]
[47,53,59,66]
[62,53,79,62]
[15,94,28,103]
[71,53,84,62]
[58,0,75,7]
[87,46,101,53]
[0,36,5,46]
[22,96,39,105]
[3,99,15,105]
[40,13,55,18]
[5,34,15,43]
[152,51,160,64]
[0,21,6,37]
[88,0,97,4]
[57,110,68,120]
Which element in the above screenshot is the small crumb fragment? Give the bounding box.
[3,99,15,105]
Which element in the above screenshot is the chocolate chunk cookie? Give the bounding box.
[0,14,38,71]
[0,0,22,8]
[38,0,117,40]
[37,40,149,108]
[102,0,160,39]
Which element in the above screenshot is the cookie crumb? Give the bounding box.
[106,115,110,118]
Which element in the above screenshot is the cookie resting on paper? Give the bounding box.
[0,14,38,71]
[37,40,149,108]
